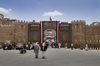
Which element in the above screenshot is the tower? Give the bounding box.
[71,20,86,47]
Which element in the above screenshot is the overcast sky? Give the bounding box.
[0,0,100,24]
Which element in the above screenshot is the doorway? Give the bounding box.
[44,29,56,43]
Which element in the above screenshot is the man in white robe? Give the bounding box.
[85,43,88,51]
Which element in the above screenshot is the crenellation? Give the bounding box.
[71,20,86,25]
[71,20,74,23]
[1,25,15,27]
[21,20,23,23]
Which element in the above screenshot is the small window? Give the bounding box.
[21,25,23,27]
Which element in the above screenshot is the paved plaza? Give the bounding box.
[0,47,100,66]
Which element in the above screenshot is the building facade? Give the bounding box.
[0,14,100,48]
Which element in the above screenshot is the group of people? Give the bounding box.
[65,43,88,51]
[32,42,48,59]
[25,41,62,59]
[24,42,89,59]
[51,42,61,48]
[3,42,16,50]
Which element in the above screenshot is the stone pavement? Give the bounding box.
[0,47,100,66]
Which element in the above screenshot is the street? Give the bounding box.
[0,47,100,66]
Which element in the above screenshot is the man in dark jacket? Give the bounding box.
[28,43,30,50]
[41,42,47,59]
[51,42,55,48]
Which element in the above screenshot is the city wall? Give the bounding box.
[0,14,100,49]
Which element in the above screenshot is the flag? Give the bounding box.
[40,21,43,43]
[57,21,60,43]
[49,16,52,21]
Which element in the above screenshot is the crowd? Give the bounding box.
[2,41,90,59]
[23,42,89,58]
[51,42,61,48]
[67,43,88,51]
[22,41,63,59]
[23,42,48,59]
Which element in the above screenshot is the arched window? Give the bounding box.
[21,25,23,27]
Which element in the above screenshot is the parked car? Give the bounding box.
[0,44,3,49]
[16,43,23,50]
[3,41,12,50]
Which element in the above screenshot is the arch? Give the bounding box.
[44,29,56,42]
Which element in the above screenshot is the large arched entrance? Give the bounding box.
[40,21,59,43]
[44,29,56,42]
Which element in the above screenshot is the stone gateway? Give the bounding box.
[0,14,100,48]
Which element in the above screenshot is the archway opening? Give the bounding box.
[44,29,56,43]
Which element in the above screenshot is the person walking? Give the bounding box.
[71,43,73,50]
[65,42,67,49]
[58,43,61,49]
[28,43,30,50]
[85,43,88,51]
[56,43,58,48]
[41,42,47,59]
[51,42,54,48]
[34,42,40,58]
[14,42,16,49]
[24,44,26,49]
[54,42,56,48]
[33,42,36,53]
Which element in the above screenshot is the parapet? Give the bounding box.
[3,18,10,21]
[90,22,100,26]
[1,24,15,28]
[14,20,30,24]
[14,20,37,24]
[71,20,86,24]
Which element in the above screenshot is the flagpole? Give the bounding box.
[49,16,52,21]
